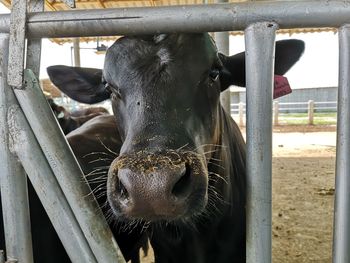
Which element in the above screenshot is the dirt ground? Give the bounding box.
[140,125,337,263]
[271,126,336,263]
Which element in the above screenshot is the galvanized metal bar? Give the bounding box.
[7,104,97,263]
[245,22,277,263]
[26,39,42,78]
[215,0,231,114]
[7,0,27,87]
[0,1,348,38]
[13,70,122,263]
[73,38,81,67]
[0,34,34,263]
[333,24,350,263]
[26,0,44,78]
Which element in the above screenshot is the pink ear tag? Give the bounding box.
[273,75,292,99]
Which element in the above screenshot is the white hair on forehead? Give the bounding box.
[157,47,172,66]
[153,34,168,43]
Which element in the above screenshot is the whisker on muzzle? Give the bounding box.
[97,136,119,156]
[82,151,116,159]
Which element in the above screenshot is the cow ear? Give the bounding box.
[219,39,305,91]
[47,65,110,104]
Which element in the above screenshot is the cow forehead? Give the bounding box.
[103,33,218,84]
[106,33,216,57]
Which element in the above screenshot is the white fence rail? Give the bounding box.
[231,100,337,126]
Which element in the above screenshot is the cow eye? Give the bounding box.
[105,83,122,99]
[104,82,113,94]
[209,68,220,81]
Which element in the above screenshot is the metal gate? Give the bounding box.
[0,1,348,262]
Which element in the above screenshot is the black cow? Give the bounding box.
[0,114,146,263]
[47,98,109,134]
[66,115,148,262]
[47,33,304,263]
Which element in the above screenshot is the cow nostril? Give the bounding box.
[116,177,129,200]
[172,163,192,198]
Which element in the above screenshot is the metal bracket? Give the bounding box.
[7,0,27,88]
[63,0,76,9]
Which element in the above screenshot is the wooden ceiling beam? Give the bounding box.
[45,0,57,11]
[97,0,106,8]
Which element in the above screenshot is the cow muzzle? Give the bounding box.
[107,151,208,221]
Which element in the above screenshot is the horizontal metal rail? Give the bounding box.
[0,1,349,38]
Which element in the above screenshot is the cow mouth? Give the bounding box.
[106,150,209,222]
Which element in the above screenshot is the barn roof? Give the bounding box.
[0,0,337,44]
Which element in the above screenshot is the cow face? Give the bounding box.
[47,33,304,222]
[103,34,223,221]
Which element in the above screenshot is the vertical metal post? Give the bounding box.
[7,0,27,88]
[73,38,81,67]
[245,22,277,263]
[72,37,81,110]
[333,24,350,263]
[26,0,44,78]
[215,0,230,114]
[0,34,34,263]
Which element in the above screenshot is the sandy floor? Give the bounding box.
[271,128,336,263]
[139,126,337,263]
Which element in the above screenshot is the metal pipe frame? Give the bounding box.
[0,34,34,263]
[13,70,121,263]
[7,104,98,263]
[0,1,348,38]
[1,31,98,263]
[26,0,44,79]
[7,0,27,87]
[333,25,350,263]
[73,38,81,67]
[245,22,277,263]
[215,0,231,115]
[0,0,348,262]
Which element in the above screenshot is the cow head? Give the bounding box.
[47,33,304,222]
